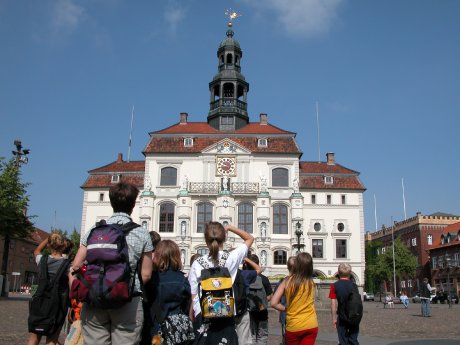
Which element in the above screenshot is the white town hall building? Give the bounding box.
[80,23,366,284]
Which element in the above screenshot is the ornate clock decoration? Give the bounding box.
[216,156,236,176]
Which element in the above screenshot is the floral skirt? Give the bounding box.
[194,315,238,345]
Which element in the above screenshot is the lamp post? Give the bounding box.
[294,221,304,254]
[445,253,452,308]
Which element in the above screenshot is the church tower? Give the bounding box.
[207,20,249,130]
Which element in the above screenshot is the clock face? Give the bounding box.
[216,156,236,176]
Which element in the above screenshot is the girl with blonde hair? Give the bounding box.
[271,252,318,345]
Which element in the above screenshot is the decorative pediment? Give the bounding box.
[202,139,251,154]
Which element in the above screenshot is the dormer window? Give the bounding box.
[111,174,120,183]
[325,176,333,184]
[184,138,193,147]
[258,138,268,147]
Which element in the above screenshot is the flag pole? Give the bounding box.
[127,106,134,162]
[401,178,407,220]
[316,101,321,163]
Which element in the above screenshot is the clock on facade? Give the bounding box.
[216,156,236,176]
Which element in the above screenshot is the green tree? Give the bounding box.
[69,228,80,257]
[369,238,417,296]
[364,239,382,293]
[0,158,34,238]
[0,157,34,294]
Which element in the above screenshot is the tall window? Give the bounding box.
[197,202,213,233]
[327,195,332,204]
[274,250,287,265]
[312,239,323,258]
[160,167,177,186]
[273,204,288,234]
[427,234,433,245]
[159,203,174,232]
[336,239,347,258]
[272,168,289,187]
[341,195,346,205]
[311,194,316,204]
[238,203,253,233]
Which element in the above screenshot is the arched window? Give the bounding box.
[238,203,253,233]
[226,53,233,64]
[159,202,174,232]
[223,83,234,98]
[272,168,289,187]
[274,250,287,265]
[197,202,213,233]
[273,204,288,234]
[160,167,177,186]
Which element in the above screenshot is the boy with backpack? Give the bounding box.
[329,263,363,345]
[70,182,153,345]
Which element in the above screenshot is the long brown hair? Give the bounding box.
[204,222,226,265]
[286,252,314,299]
[153,240,182,272]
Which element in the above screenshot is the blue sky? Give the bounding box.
[1,0,459,233]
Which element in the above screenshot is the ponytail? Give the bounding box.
[209,239,220,265]
[204,221,226,265]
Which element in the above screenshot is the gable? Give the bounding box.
[202,138,251,155]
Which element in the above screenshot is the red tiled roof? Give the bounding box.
[300,175,365,190]
[441,222,460,235]
[299,162,359,174]
[89,160,145,174]
[144,137,301,154]
[151,122,293,135]
[82,174,144,189]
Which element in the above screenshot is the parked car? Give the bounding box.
[412,292,436,303]
[363,292,374,301]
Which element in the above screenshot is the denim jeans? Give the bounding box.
[421,298,431,317]
[337,319,359,345]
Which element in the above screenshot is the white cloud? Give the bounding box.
[245,0,344,38]
[164,1,186,35]
[51,0,85,34]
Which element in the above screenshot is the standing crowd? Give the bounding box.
[27,181,363,345]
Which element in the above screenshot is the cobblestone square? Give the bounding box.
[2,296,459,345]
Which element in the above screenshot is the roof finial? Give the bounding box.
[225,9,241,28]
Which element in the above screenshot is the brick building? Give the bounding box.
[366,212,460,296]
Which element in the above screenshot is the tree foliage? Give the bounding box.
[0,158,34,238]
[366,237,417,293]
[69,228,80,257]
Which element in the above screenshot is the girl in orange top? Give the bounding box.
[271,252,318,345]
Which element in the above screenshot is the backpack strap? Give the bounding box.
[196,256,210,269]
[218,251,229,268]
[121,221,140,234]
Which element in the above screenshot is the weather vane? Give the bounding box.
[225,9,241,27]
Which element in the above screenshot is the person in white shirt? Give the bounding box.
[188,222,254,345]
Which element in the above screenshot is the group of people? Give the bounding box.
[27,181,361,345]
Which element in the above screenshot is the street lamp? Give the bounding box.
[445,253,452,308]
[294,221,304,253]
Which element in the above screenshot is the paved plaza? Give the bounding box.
[1,295,459,345]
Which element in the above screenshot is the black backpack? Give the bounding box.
[233,269,247,316]
[336,281,363,326]
[28,256,71,335]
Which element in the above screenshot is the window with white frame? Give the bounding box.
[184,138,194,147]
[401,281,406,288]
[411,238,417,246]
[159,202,175,232]
[312,239,323,258]
[274,250,287,265]
[257,138,268,147]
[238,203,253,233]
[160,167,177,186]
[111,174,120,183]
[427,234,432,245]
[197,202,213,233]
[336,239,347,258]
[272,168,289,187]
[273,204,288,234]
[324,176,333,184]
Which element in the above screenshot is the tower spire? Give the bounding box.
[207,10,249,131]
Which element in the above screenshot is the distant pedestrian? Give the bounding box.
[271,253,318,345]
[400,291,409,309]
[420,277,433,317]
[385,294,394,308]
[329,263,360,345]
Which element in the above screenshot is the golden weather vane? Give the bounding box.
[225,9,242,27]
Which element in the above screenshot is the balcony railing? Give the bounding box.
[188,182,259,195]
[209,98,247,112]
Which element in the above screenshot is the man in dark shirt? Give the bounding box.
[245,254,273,345]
